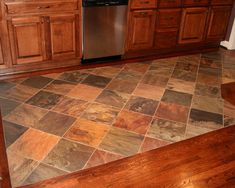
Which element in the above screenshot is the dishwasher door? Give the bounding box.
[83,5,128,61]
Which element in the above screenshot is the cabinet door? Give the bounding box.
[127,10,156,51]
[179,8,208,44]
[8,17,46,64]
[207,6,232,41]
[49,14,79,60]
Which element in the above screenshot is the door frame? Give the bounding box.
[0,109,12,188]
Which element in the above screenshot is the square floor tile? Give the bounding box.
[4,104,48,127]
[141,72,169,87]
[140,137,170,153]
[67,84,102,101]
[161,89,192,107]
[106,78,138,94]
[3,121,28,148]
[185,124,213,139]
[23,163,67,186]
[92,66,121,78]
[151,58,177,69]
[124,62,149,73]
[1,84,39,102]
[171,69,197,82]
[167,78,195,95]
[99,127,144,156]
[175,61,198,73]
[0,97,20,117]
[147,118,186,142]
[155,102,189,123]
[81,74,111,88]
[26,91,63,109]
[58,71,89,83]
[43,139,95,172]
[81,103,120,125]
[178,55,201,65]
[53,96,89,117]
[95,89,130,108]
[198,67,221,77]
[64,118,109,147]
[192,95,223,114]
[125,96,159,116]
[224,115,235,127]
[189,108,223,130]
[148,67,173,77]
[43,80,76,95]
[197,73,221,86]
[34,111,76,136]
[113,110,152,135]
[0,81,16,93]
[43,72,61,79]
[7,150,38,187]
[200,58,221,69]
[194,84,221,98]
[9,129,59,161]
[21,76,53,89]
[224,101,235,118]
[133,84,165,100]
[85,149,123,169]
[115,69,143,82]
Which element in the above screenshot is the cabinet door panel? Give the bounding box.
[0,40,3,65]
[127,10,156,51]
[9,17,46,64]
[207,6,232,41]
[50,14,79,59]
[179,8,208,44]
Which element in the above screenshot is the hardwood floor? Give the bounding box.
[222,82,235,106]
[20,125,235,188]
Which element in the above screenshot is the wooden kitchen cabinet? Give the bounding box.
[126,10,156,51]
[8,16,46,64]
[0,40,3,66]
[206,6,232,41]
[179,8,208,44]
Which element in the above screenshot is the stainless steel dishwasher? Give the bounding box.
[82,0,129,63]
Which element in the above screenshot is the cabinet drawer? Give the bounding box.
[5,1,78,14]
[131,0,157,9]
[183,0,209,7]
[158,0,181,8]
[211,0,234,5]
[154,29,178,49]
[157,9,181,29]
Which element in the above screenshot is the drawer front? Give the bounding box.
[158,0,181,8]
[155,29,178,49]
[131,0,157,9]
[157,9,181,29]
[183,0,209,7]
[211,0,234,5]
[6,1,78,14]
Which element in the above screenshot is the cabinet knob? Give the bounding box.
[37,6,50,9]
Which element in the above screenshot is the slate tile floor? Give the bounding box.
[1,49,235,187]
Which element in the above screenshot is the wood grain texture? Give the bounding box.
[20,125,235,188]
[222,82,235,106]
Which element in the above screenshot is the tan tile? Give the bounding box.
[167,78,195,94]
[124,63,149,73]
[140,137,170,152]
[133,84,165,100]
[9,129,59,161]
[67,84,102,101]
[92,66,121,78]
[65,119,109,147]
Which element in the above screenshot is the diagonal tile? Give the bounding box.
[0,80,16,93]
[151,58,177,68]
[178,55,201,65]
[155,102,189,123]
[58,71,89,83]
[148,67,173,77]
[133,83,165,100]
[85,149,123,169]
[0,97,20,117]
[124,62,149,73]
[92,66,121,78]
[171,69,197,82]
[4,104,48,127]
[81,74,111,88]
[34,111,76,136]
[9,129,59,161]
[115,69,143,82]
[175,61,198,73]
[64,118,109,147]
[197,73,221,86]
[26,90,63,109]
[140,137,170,153]
[67,84,102,101]
[3,120,28,148]
[194,84,221,98]
[43,139,95,172]
[21,76,53,89]
[125,96,159,116]
[141,72,169,87]
[99,127,144,156]
[43,80,76,95]
[185,124,214,139]
[224,115,235,127]
[81,103,120,125]
[224,101,235,118]
[161,89,192,107]
[167,78,195,94]
[53,96,89,117]
[147,118,186,142]
[95,89,130,108]
[113,110,152,135]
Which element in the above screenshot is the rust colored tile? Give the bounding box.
[65,119,109,147]
[113,110,152,135]
[167,78,195,95]
[9,129,59,161]
[141,72,169,87]
[92,66,122,78]
[155,102,189,123]
[224,101,235,118]
[67,84,102,101]
[58,71,89,83]
[0,97,20,117]
[116,69,143,82]
[140,137,170,152]
[133,84,165,100]
[85,150,123,169]
[21,76,53,89]
[124,63,149,73]
[197,73,221,86]
[81,74,111,88]
[171,69,197,82]
[44,80,76,95]
[107,78,138,94]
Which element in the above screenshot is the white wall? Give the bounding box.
[221,18,235,50]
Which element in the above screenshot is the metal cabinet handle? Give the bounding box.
[37,6,50,9]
